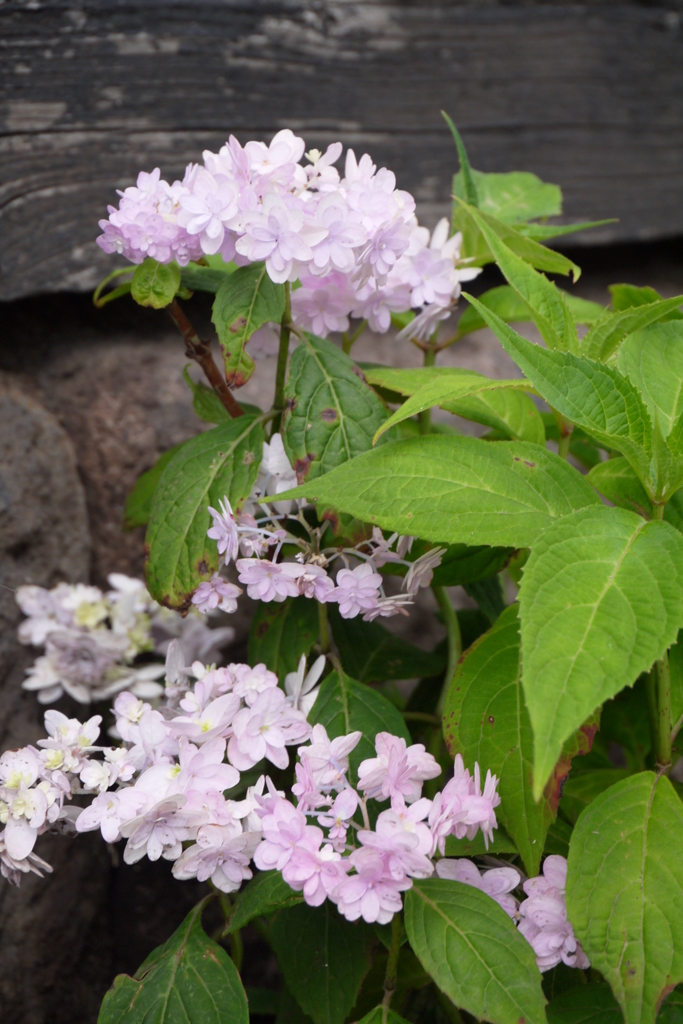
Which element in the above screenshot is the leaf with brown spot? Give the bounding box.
[212,262,285,388]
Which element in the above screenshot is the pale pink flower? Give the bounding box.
[298,565,335,602]
[334,847,411,924]
[309,194,367,275]
[284,654,326,715]
[75,788,149,843]
[192,576,242,614]
[231,663,279,707]
[403,548,445,596]
[328,563,383,619]
[396,303,453,344]
[0,830,53,886]
[292,757,329,813]
[228,688,310,771]
[518,859,589,972]
[253,797,310,872]
[236,559,305,603]
[207,499,240,564]
[356,220,411,284]
[298,725,362,789]
[168,692,241,744]
[173,825,259,892]
[177,167,240,255]
[283,841,348,907]
[236,195,327,284]
[362,595,414,621]
[428,755,500,853]
[436,858,521,919]
[119,794,198,864]
[357,732,441,804]
[317,789,359,847]
[373,795,433,856]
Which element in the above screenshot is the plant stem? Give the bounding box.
[418,343,438,435]
[271,281,291,435]
[652,502,665,520]
[656,652,672,773]
[381,912,402,1020]
[551,408,572,460]
[318,600,330,654]
[342,319,367,355]
[433,585,462,716]
[557,433,571,460]
[167,299,243,418]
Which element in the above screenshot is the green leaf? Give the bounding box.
[588,457,654,517]
[357,1010,411,1024]
[275,435,600,550]
[566,772,683,1024]
[179,262,233,294]
[462,204,579,352]
[212,263,285,387]
[581,295,683,362]
[269,902,373,1024]
[559,768,632,824]
[225,871,303,934]
[618,323,683,436]
[518,505,683,797]
[404,878,547,1024]
[465,295,656,491]
[443,605,595,876]
[122,444,185,530]
[183,366,230,424]
[452,168,561,224]
[444,824,518,858]
[542,415,606,469]
[598,675,652,772]
[443,111,479,207]
[308,669,410,784]
[544,818,573,859]
[145,416,264,609]
[364,364,545,444]
[328,605,444,683]
[517,219,617,242]
[97,899,248,1024]
[130,258,181,309]
[456,285,605,340]
[545,983,623,1024]
[282,334,394,484]
[669,631,683,742]
[452,199,580,279]
[660,987,683,1023]
[248,596,320,681]
[432,543,513,588]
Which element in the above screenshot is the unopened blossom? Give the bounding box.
[207,499,240,564]
[403,548,445,596]
[228,687,310,771]
[518,857,589,971]
[334,847,411,924]
[357,732,441,804]
[236,559,304,603]
[284,654,326,715]
[328,563,383,619]
[192,576,242,614]
[436,858,521,919]
[298,725,362,790]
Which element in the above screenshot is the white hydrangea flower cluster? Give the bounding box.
[97,130,481,342]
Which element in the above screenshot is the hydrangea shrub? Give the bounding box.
[3,116,683,1024]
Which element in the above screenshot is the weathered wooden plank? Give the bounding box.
[1,1,682,299]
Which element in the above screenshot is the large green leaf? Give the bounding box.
[180,262,233,294]
[588,457,654,518]
[145,416,264,609]
[282,333,393,484]
[276,435,600,550]
[270,902,373,1024]
[308,669,410,784]
[559,768,632,825]
[518,505,683,797]
[328,605,444,683]
[404,879,547,1024]
[463,204,579,352]
[98,899,248,1024]
[248,596,320,682]
[365,365,545,444]
[123,444,185,530]
[131,258,180,309]
[456,285,604,341]
[212,262,285,387]
[443,605,595,876]
[545,983,623,1024]
[567,772,683,1024]
[618,323,683,436]
[453,168,561,223]
[225,871,303,934]
[581,295,683,362]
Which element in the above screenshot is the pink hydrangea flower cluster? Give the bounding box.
[518,855,590,972]
[97,130,480,342]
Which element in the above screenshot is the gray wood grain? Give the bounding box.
[1,1,682,299]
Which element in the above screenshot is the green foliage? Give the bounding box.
[431,543,513,588]
[282,333,393,484]
[545,983,623,1023]
[270,902,373,1024]
[610,282,683,319]
[212,262,286,387]
[225,871,304,934]
[404,879,547,1024]
[183,366,231,423]
[581,294,683,362]
[248,596,320,681]
[276,435,600,550]
[453,169,561,224]
[145,416,263,609]
[122,444,185,530]
[444,825,518,858]
[567,772,683,1024]
[455,284,605,340]
[518,505,683,796]
[617,323,683,435]
[97,899,248,1024]
[309,669,410,784]
[179,262,233,293]
[328,605,444,683]
[131,258,180,308]
[356,1010,410,1024]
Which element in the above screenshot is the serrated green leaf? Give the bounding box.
[248,596,320,682]
[97,899,248,1024]
[559,768,632,824]
[518,505,683,797]
[182,366,230,424]
[465,295,656,491]
[618,323,683,436]
[145,416,264,609]
[275,435,600,550]
[364,364,545,444]
[225,871,303,934]
[545,983,622,1024]
[463,203,579,352]
[432,543,513,587]
[588,457,654,517]
[404,879,547,1024]
[581,295,683,362]
[452,168,561,223]
[443,605,595,876]
[123,444,185,530]
[567,772,683,1024]
[212,263,285,387]
[328,605,444,683]
[308,669,410,784]
[131,258,180,309]
[456,284,605,341]
[270,902,373,1024]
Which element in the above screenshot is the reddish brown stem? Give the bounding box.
[167,299,243,418]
